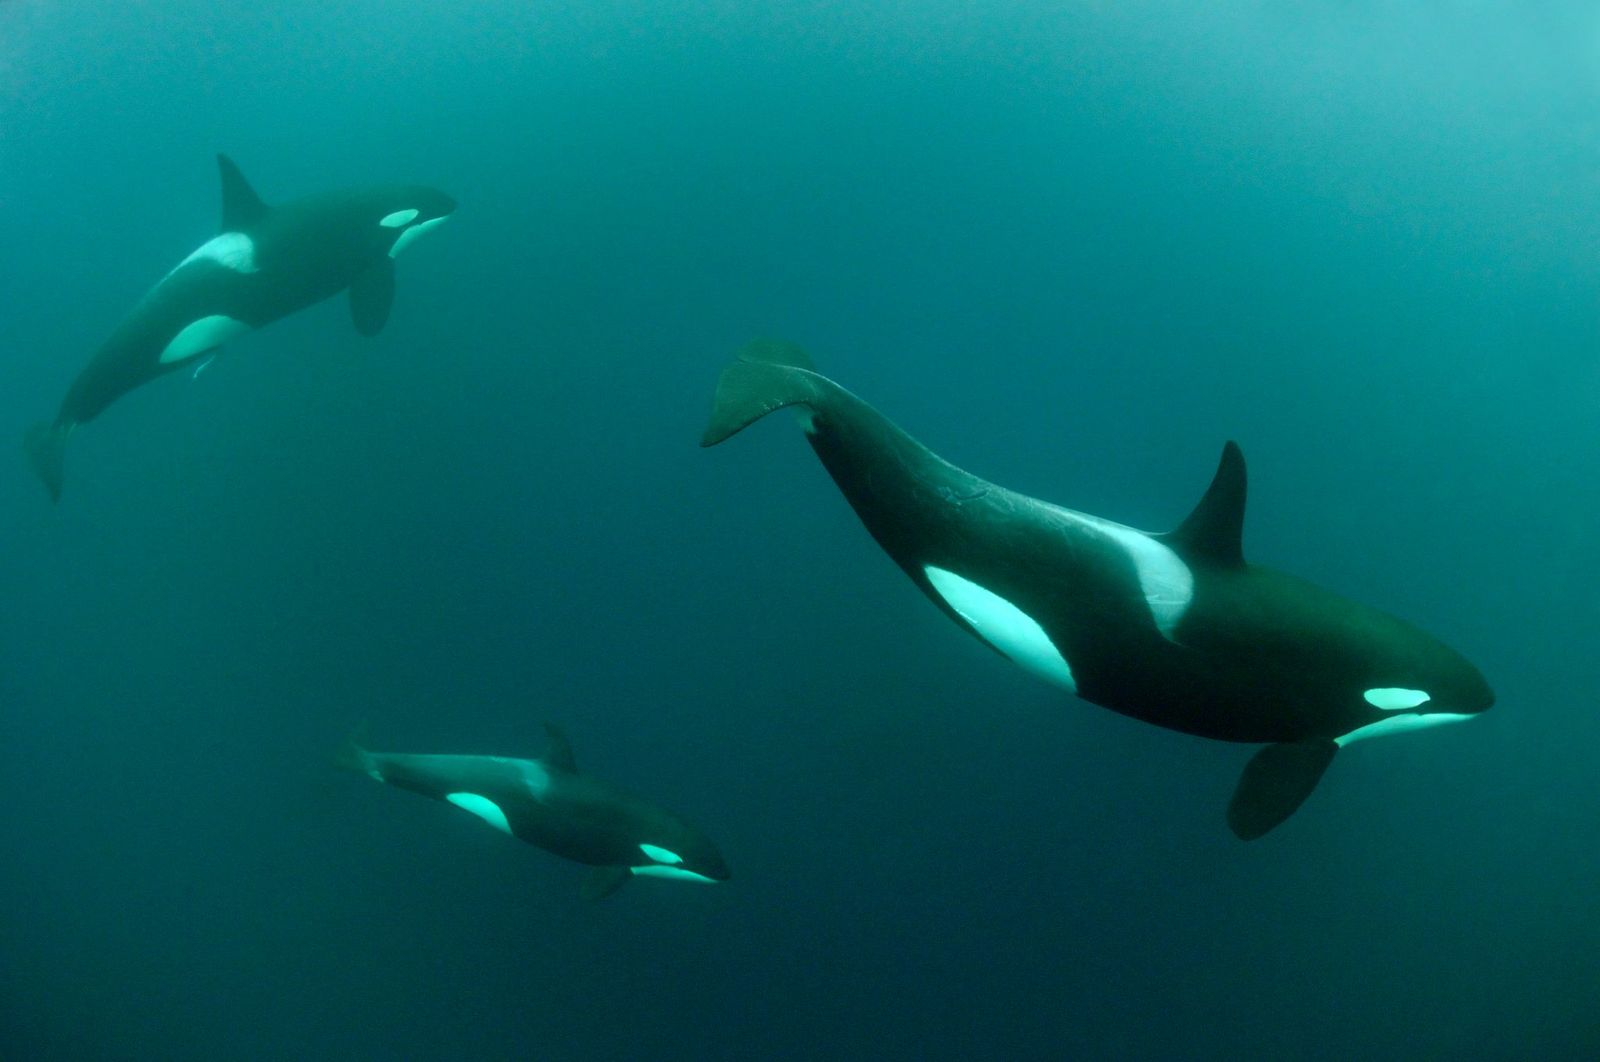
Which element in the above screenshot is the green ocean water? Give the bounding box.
[2,2,1598,1058]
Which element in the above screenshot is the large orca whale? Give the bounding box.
[702,341,1494,838]
[339,724,730,900]
[24,154,456,501]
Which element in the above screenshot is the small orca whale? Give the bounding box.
[339,724,731,899]
[23,154,456,501]
[701,341,1494,839]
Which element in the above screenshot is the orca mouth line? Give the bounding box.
[630,865,722,884]
[1336,710,1476,748]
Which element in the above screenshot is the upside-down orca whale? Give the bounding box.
[701,341,1494,838]
[23,154,456,501]
[339,724,730,899]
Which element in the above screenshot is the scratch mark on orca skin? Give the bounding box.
[935,484,989,503]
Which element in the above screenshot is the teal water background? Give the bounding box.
[3,2,1598,1058]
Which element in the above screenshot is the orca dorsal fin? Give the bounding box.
[541,722,577,773]
[217,154,269,231]
[1164,441,1247,568]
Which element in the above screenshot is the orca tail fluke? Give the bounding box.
[23,421,69,503]
[332,724,375,778]
[700,339,821,447]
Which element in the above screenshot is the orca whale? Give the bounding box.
[23,154,456,501]
[701,341,1494,838]
[340,724,730,900]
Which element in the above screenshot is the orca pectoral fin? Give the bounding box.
[582,865,631,902]
[1227,738,1337,840]
[23,421,71,503]
[349,259,396,336]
